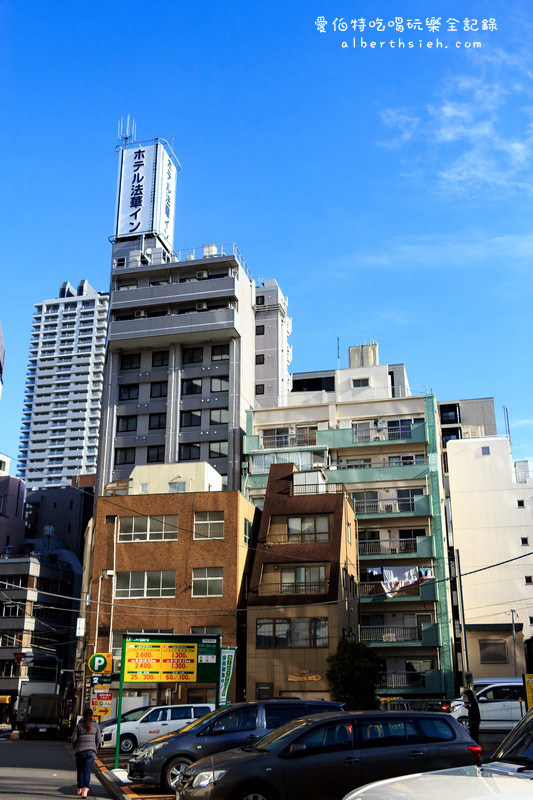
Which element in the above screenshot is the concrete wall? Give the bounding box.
[448,436,533,641]
[127,461,223,494]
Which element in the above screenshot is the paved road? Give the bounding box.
[0,737,112,799]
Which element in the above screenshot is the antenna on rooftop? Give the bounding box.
[503,405,511,445]
[337,335,340,369]
[118,115,137,145]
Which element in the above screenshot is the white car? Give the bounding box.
[449,680,526,732]
[101,703,214,754]
[343,708,533,799]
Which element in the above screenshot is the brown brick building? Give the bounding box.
[246,464,358,701]
[86,488,257,705]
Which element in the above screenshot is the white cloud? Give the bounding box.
[330,232,533,273]
[511,419,533,428]
[378,49,533,194]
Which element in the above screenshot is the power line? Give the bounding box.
[2,549,532,613]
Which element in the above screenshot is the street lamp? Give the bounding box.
[94,570,114,652]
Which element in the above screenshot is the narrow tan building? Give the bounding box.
[246,463,358,701]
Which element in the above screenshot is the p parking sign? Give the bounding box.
[88,652,112,674]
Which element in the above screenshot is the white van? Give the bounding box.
[101,703,215,753]
[449,679,526,731]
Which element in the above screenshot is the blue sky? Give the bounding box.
[0,0,532,470]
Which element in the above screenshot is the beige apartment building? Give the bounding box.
[448,435,533,673]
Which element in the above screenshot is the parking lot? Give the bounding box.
[94,729,506,800]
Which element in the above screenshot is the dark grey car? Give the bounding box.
[127,699,343,791]
[175,710,482,800]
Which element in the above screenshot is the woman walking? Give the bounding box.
[462,688,481,744]
[71,707,101,798]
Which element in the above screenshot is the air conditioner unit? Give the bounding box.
[376,420,386,430]
[383,633,396,642]
[134,310,146,318]
[203,244,218,258]
[186,254,195,261]
[196,270,209,280]
[196,301,208,311]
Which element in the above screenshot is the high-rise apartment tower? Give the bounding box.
[18,281,109,488]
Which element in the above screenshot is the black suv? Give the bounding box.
[127,699,343,791]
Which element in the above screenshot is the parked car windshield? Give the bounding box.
[256,717,314,751]
[123,707,152,722]
[494,710,533,766]
[103,706,149,726]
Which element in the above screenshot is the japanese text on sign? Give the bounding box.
[124,641,198,683]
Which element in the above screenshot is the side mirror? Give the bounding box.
[477,696,489,703]
[287,742,308,758]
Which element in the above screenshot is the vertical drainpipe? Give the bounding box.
[108,516,118,652]
[167,343,178,462]
[424,395,455,698]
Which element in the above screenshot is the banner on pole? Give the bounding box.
[218,647,237,706]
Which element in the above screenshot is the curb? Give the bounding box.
[95,757,139,800]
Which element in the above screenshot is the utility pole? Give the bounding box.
[511,609,518,677]
[455,549,469,677]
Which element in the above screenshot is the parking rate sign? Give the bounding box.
[124,640,198,683]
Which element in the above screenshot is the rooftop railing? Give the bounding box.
[113,242,253,282]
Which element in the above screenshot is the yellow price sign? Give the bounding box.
[124,640,197,683]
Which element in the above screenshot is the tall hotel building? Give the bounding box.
[18,281,109,488]
[96,139,291,493]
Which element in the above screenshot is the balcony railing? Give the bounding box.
[267,532,330,545]
[360,626,420,642]
[291,483,347,496]
[377,671,426,688]
[258,580,329,596]
[354,427,414,443]
[359,582,420,598]
[262,433,317,448]
[336,458,428,469]
[359,539,418,555]
[355,498,415,515]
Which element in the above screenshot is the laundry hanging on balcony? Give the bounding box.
[381,566,419,597]
[418,566,434,583]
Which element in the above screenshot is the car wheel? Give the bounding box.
[163,756,193,792]
[119,734,137,754]
[233,784,275,800]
